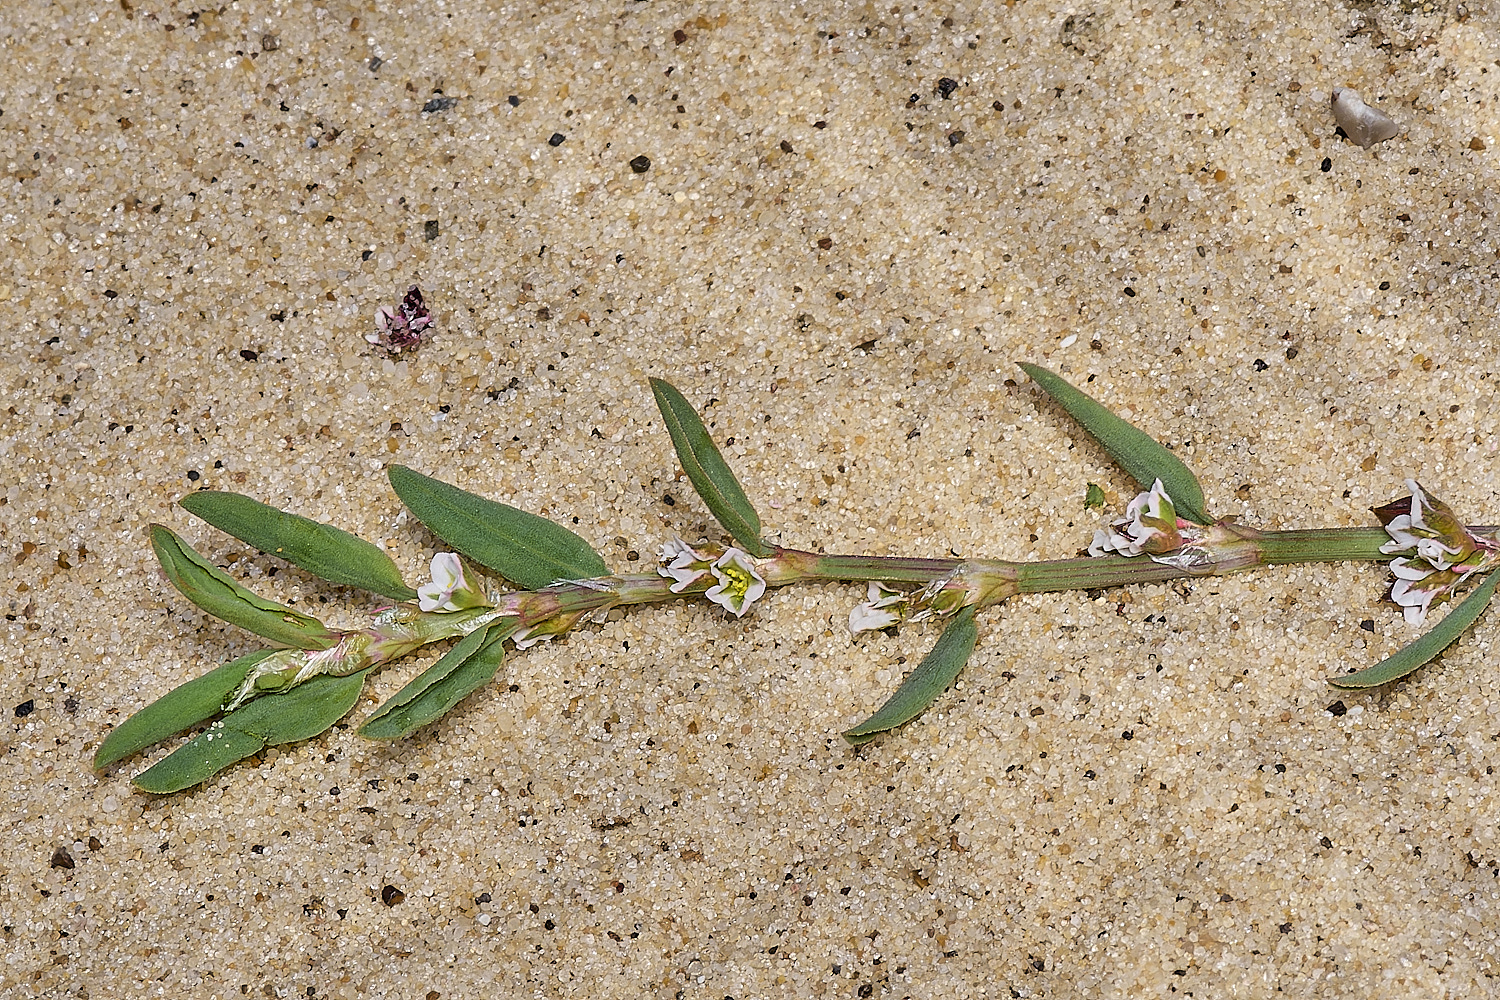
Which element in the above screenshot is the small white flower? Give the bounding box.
[1390,569,1441,625]
[511,625,557,650]
[848,581,906,634]
[512,611,586,649]
[417,552,484,612]
[1089,479,1182,557]
[1379,481,1474,569]
[705,547,766,617]
[1376,481,1499,625]
[658,537,710,592]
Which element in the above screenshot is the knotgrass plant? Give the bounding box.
[94,364,1500,792]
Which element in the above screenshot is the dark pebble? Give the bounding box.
[50,847,74,870]
[548,132,566,147]
[629,154,651,173]
[1327,700,1347,717]
[948,130,965,146]
[368,56,383,72]
[424,219,440,241]
[382,885,406,906]
[937,77,959,99]
[422,96,459,113]
[15,699,34,718]
[508,95,520,107]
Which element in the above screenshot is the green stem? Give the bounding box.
[776,549,968,583]
[1253,527,1392,563]
[1015,556,1188,594]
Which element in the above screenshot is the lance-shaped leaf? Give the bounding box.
[649,378,771,558]
[179,491,417,601]
[93,649,278,770]
[843,606,979,746]
[388,466,608,590]
[150,525,337,650]
[131,668,373,793]
[359,620,514,740]
[1330,566,1500,688]
[1018,363,1211,525]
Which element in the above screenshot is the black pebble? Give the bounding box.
[948,130,965,146]
[1327,700,1347,717]
[937,77,959,99]
[548,132,566,147]
[15,699,34,718]
[508,95,520,107]
[424,220,440,241]
[422,96,459,113]
[629,154,651,174]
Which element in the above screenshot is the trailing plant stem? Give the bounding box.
[221,525,1402,712]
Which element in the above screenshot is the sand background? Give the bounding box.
[6,1,1500,996]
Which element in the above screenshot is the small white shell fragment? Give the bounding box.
[1330,87,1399,148]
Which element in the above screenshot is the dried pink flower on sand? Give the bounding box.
[368,284,433,351]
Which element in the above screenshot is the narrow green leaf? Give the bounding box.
[388,466,607,590]
[1330,567,1500,688]
[179,491,417,601]
[843,607,979,746]
[1018,362,1212,525]
[131,668,372,793]
[93,649,278,770]
[359,621,512,739]
[649,378,771,558]
[150,525,337,650]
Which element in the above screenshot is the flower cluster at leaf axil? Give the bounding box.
[847,575,977,634]
[1088,479,1187,557]
[657,539,766,616]
[1376,481,1500,624]
[417,553,487,612]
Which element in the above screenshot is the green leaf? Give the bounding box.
[388,466,608,590]
[1330,567,1500,688]
[1018,362,1212,525]
[649,378,771,558]
[150,525,337,650]
[359,621,513,739]
[843,607,979,746]
[131,668,372,793]
[179,491,417,601]
[93,649,279,770]
[1084,483,1107,511]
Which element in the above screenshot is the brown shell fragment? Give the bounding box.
[1331,87,1399,148]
